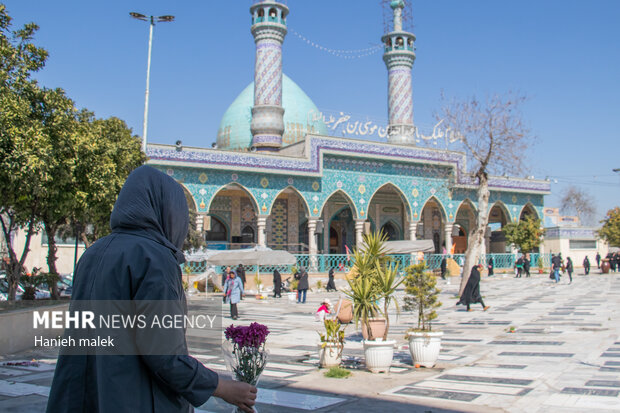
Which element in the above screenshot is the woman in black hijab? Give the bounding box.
[46,166,256,413]
[326,268,336,291]
[272,269,282,298]
[457,264,490,312]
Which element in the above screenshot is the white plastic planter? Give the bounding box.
[407,331,443,368]
[363,339,396,373]
[317,343,343,368]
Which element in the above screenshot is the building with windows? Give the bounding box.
[542,207,607,267]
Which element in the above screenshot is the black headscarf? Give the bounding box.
[110,165,189,264]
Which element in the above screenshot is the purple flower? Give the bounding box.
[225,323,270,349]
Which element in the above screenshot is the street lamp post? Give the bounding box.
[129,12,175,153]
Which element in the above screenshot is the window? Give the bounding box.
[569,240,596,250]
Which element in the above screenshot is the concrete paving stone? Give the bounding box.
[561,387,620,397]
[0,395,49,412]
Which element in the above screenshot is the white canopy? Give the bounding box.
[359,240,435,254]
[206,246,297,266]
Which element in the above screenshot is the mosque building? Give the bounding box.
[145,0,550,262]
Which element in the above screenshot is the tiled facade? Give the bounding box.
[148,134,549,254]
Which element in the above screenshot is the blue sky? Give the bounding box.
[3,0,619,223]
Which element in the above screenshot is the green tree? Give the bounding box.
[0,4,48,301]
[32,87,80,299]
[68,112,145,247]
[403,263,441,331]
[502,216,545,253]
[182,188,205,252]
[598,207,620,247]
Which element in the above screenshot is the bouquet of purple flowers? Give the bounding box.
[223,323,270,388]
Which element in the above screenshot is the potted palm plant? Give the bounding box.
[317,319,346,368]
[345,232,402,373]
[403,262,443,367]
[537,256,544,274]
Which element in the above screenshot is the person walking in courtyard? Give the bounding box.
[487,256,494,276]
[222,266,232,289]
[440,255,447,280]
[583,256,591,275]
[515,255,524,278]
[524,253,531,277]
[326,268,337,291]
[297,267,309,303]
[46,166,257,413]
[236,264,246,287]
[552,254,562,283]
[566,257,574,284]
[596,252,601,269]
[272,269,282,298]
[457,264,489,311]
[224,270,244,320]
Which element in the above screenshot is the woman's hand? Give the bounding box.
[214,379,257,412]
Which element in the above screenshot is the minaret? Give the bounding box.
[382,0,416,145]
[249,1,289,152]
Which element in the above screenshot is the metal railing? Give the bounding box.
[183,253,552,275]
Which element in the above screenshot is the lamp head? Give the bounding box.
[129,12,148,21]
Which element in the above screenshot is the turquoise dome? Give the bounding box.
[217,74,328,150]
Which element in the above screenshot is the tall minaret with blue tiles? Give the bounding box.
[382,0,416,145]
[249,1,289,152]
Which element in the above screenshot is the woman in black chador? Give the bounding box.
[326,268,337,291]
[487,257,494,277]
[272,269,282,298]
[457,264,490,312]
[566,257,573,284]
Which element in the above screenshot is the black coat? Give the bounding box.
[46,166,218,413]
[237,266,246,285]
[458,267,482,306]
[440,257,447,275]
[326,268,336,290]
[297,270,309,290]
[487,257,494,275]
[273,270,282,294]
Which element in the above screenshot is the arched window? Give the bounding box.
[268,8,277,21]
[206,216,227,242]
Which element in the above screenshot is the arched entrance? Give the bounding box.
[488,202,511,253]
[329,206,354,254]
[207,183,258,248]
[519,203,538,222]
[420,197,446,254]
[454,200,476,254]
[320,191,357,254]
[269,187,310,252]
[368,184,409,241]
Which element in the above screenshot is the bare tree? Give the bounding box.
[560,185,596,225]
[438,93,532,295]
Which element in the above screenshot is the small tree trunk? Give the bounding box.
[79,230,91,249]
[1,213,36,302]
[383,300,390,341]
[459,174,490,296]
[44,222,60,300]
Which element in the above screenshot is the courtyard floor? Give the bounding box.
[1,270,619,412]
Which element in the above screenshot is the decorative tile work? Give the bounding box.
[150,134,547,224]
